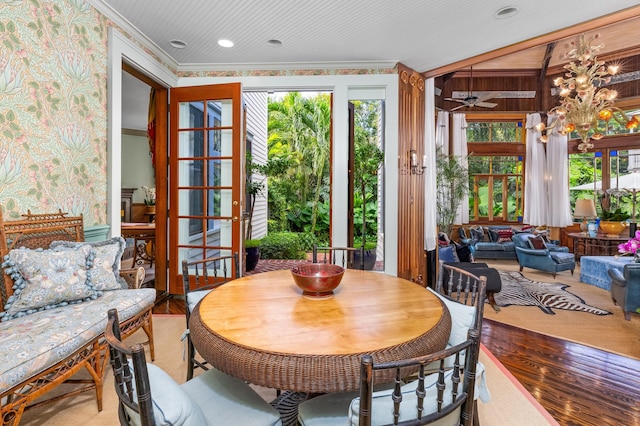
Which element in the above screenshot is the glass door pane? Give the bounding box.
[169,84,242,292]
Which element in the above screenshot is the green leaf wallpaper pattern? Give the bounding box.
[0,0,107,224]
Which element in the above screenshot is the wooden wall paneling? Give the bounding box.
[397,64,426,283]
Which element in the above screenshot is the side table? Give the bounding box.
[568,232,628,260]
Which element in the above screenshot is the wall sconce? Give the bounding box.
[410,149,427,175]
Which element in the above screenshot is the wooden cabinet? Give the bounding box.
[121,188,136,223]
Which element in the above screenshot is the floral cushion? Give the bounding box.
[50,237,127,291]
[1,245,99,321]
[0,288,156,394]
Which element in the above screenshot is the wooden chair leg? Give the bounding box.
[487,292,500,313]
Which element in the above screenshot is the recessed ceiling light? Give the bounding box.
[494,6,519,19]
[169,39,187,49]
[268,39,282,47]
[218,39,234,48]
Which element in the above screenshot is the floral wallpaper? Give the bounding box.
[0,0,108,224]
[0,0,395,225]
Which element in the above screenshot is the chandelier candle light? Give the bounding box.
[536,34,639,152]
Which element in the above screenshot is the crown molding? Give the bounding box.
[177,61,399,74]
[88,0,178,71]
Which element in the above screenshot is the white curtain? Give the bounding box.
[452,113,469,224]
[435,111,449,154]
[546,114,573,226]
[424,79,438,251]
[524,113,548,225]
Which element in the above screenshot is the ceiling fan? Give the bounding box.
[445,67,499,111]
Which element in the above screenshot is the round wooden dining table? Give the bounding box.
[189,269,451,393]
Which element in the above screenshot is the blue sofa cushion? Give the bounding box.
[475,242,505,251]
[551,252,575,264]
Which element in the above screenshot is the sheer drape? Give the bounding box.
[424,79,437,251]
[546,114,573,226]
[452,113,469,224]
[524,113,548,225]
[435,111,449,154]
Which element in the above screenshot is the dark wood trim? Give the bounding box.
[422,6,640,78]
[397,63,426,283]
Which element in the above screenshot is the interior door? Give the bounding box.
[168,83,243,293]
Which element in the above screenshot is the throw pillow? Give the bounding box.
[496,229,513,242]
[528,236,547,250]
[1,245,99,321]
[438,245,459,263]
[488,229,500,243]
[50,237,127,291]
[470,227,484,243]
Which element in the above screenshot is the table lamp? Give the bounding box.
[574,198,597,235]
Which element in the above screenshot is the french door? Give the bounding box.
[168,83,243,293]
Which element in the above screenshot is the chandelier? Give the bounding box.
[536,34,639,152]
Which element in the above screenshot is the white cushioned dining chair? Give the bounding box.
[298,270,489,426]
[181,253,239,380]
[105,308,282,426]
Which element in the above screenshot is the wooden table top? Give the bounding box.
[190,269,451,393]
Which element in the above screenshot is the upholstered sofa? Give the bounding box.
[607,264,640,320]
[0,211,156,425]
[459,226,517,260]
[511,232,575,277]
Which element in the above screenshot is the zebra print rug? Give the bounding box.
[495,271,612,315]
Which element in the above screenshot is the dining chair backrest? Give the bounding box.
[105,308,155,426]
[437,263,485,307]
[181,252,239,379]
[313,245,365,270]
[356,277,487,426]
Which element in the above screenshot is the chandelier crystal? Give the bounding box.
[536,34,638,152]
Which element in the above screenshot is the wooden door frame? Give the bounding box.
[122,63,168,296]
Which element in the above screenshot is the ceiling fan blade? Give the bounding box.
[475,101,498,108]
[444,98,466,104]
[449,104,467,111]
[473,93,497,103]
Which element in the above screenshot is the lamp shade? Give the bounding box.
[574,198,597,218]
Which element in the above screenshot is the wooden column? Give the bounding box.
[397,64,426,283]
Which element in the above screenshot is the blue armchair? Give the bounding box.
[511,233,576,278]
[607,264,640,321]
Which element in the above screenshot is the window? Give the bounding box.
[468,156,523,222]
[188,102,223,236]
[467,121,523,143]
[466,116,525,223]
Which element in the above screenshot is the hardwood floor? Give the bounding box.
[153,297,640,425]
[482,319,640,426]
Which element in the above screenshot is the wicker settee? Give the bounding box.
[0,210,156,425]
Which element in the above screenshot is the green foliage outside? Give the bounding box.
[259,232,307,259]
[265,93,382,246]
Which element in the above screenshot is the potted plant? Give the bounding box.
[245,239,262,271]
[435,147,469,237]
[244,154,267,271]
[141,185,156,215]
[597,189,631,236]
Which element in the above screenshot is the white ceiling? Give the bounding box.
[97,0,639,73]
[102,1,640,129]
